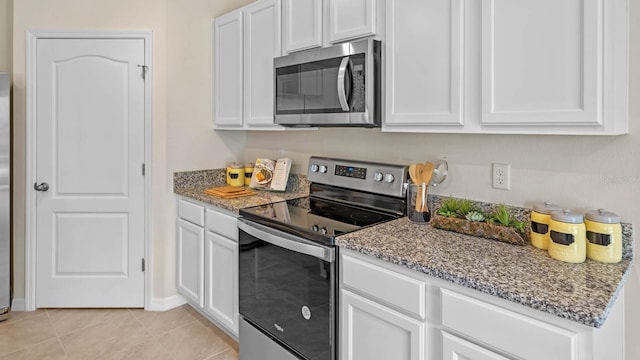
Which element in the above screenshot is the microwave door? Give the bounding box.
[337,57,352,111]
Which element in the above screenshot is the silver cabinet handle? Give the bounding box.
[34,182,49,192]
[337,56,350,111]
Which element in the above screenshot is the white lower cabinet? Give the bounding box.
[176,218,205,308]
[204,230,239,336]
[176,197,239,338]
[442,332,509,360]
[339,249,624,360]
[340,290,425,360]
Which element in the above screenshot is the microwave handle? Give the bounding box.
[337,56,350,111]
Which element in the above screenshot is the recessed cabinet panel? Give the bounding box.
[384,0,464,126]
[442,332,510,360]
[341,290,424,360]
[214,11,244,127]
[205,231,239,337]
[481,0,601,125]
[329,0,376,43]
[283,0,323,53]
[244,0,282,127]
[176,219,205,308]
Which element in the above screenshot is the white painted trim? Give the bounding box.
[147,294,187,312]
[9,298,26,312]
[25,30,153,311]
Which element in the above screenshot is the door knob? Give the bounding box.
[34,182,49,192]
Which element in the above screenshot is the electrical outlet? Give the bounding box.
[492,163,510,190]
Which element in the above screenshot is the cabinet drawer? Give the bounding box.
[441,289,577,360]
[205,208,238,241]
[178,199,205,226]
[341,253,425,320]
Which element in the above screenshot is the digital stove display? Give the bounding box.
[335,164,367,179]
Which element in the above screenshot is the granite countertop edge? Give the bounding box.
[336,218,634,329]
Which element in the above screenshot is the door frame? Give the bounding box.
[25,30,153,311]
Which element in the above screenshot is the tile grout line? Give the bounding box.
[45,309,71,359]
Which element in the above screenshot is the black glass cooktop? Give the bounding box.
[239,197,399,246]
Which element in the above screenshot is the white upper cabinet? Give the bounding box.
[282,0,323,53]
[384,0,464,127]
[328,0,377,43]
[481,0,600,126]
[244,0,282,128]
[214,0,285,130]
[383,0,628,135]
[283,0,381,53]
[213,11,244,128]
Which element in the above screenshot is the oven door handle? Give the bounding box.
[238,219,334,262]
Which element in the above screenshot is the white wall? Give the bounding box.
[0,0,11,72]
[244,3,640,358]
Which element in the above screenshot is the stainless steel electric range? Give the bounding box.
[238,157,409,360]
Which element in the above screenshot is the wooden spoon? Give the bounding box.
[421,162,435,212]
[413,163,426,212]
[408,164,418,183]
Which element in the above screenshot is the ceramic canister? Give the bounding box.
[585,209,622,263]
[244,163,254,186]
[548,210,586,263]
[226,163,245,187]
[530,201,562,250]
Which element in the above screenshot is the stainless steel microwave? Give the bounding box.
[274,39,381,127]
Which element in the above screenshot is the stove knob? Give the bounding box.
[320,227,328,235]
[319,165,328,173]
[373,172,383,182]
[310,164,319,172]
[384,173,395,183]
[312,225,319,232]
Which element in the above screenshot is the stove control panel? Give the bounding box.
[308,156,409,198]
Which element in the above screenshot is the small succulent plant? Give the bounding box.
[437,197,482,219]
[465,211,485,222]
[488,204,527,236]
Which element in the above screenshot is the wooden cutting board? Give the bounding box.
[204,186,255,199]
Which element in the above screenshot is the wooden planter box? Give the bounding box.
[430,215,528,246]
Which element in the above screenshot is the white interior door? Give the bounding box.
[35,38,146,307]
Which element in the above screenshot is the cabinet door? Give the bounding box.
[329,0,377,43]
[214,10,244,128]
[244,0,282,128]
[442,332,509,360]
[480,0,602,126]
[176,219,205,308]
[282,0,322,53]
[384,0,464,127]
[341,290,424,360]
[204,231,239,337]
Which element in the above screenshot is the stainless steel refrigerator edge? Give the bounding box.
[0,73,10,322]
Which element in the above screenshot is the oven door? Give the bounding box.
[238,219,336,360]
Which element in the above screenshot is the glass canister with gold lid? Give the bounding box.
[530,201,562,250]
[585,209,622,263]
[548,209,586,263]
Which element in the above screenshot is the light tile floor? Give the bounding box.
[0,305,238,360]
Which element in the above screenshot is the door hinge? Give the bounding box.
[141,258,146,272]
[137,64,149,80]
[142,163,146,176]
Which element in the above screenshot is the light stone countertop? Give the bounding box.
[335,217,633,328]
[173,168,309,213]
[174,169,632,328]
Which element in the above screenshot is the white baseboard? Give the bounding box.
[146,294,186,311]
[10,298,26,311]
